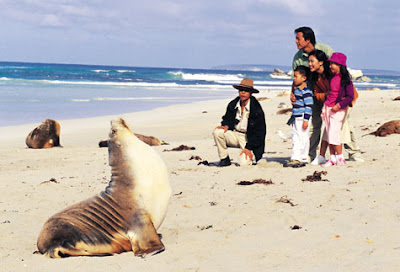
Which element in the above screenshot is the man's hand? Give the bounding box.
[240,148,253,161]
[290,83,297,105]
[302,120,309,130]
[290,92,296,105]
[215,125,228,132]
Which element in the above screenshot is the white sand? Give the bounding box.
[1,90,400,271]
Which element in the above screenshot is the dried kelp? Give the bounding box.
[163,145,195,151]
[302,171,329,182]
[237,179,274,186]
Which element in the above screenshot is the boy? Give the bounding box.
[285,65,313,167]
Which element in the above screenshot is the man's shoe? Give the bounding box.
[218,156,231,167]
[292,161,307,168]
[349,156,364,162]
[284,159,300,167]
[311,155,327,165]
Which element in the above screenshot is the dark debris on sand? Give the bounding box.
[163,145,196,152]
[302,171,329,182]
[198,225,213,231]
[276,195,297,206]
[290,225,302,230]
[188,155,209,165]
[237,178,274,186]
[40,178,59,184]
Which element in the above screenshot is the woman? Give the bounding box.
[307,49,330,165]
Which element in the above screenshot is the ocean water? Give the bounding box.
[0,61,399,127]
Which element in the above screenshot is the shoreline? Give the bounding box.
[0,97,233,148]
[1,89,400,271]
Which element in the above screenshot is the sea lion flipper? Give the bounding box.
[128,211,165,257]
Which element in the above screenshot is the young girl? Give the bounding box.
[321,52,354,167]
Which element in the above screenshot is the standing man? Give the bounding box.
[292,26,363,163]
[292,26,334,72]
[213,78,266,167]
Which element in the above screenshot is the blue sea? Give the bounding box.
[0,61,399,127]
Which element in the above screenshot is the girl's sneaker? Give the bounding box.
[322,159,336,167]
[336,157,346,166]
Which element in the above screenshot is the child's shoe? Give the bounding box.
[322,159,336,167]
[336,157,346,166]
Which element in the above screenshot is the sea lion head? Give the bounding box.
[108,118,135,167]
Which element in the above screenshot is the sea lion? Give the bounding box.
[368,120,400,137]
[276,108,292,115]
[36,118,172,258]
[134,133,167,146]
[99,133,167,148]
[26,119,61,149]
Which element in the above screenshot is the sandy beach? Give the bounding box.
[1,89,400,271]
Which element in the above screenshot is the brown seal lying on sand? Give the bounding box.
[37,118,172,258]
[368,120,400,136]
[135,133,167,146]
[99,132,167,147]
[26,119,61,149]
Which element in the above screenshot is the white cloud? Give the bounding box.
[0,0,110,28]
[254,0,323,15]
[40,14,64,27]
[60,4,95,17]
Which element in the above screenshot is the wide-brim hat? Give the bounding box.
[328,52,347,67]
[233,78,259,93]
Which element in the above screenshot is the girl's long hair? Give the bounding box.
[339,65,351,87]
[309,49,330,84]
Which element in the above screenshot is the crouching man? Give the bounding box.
[213,78,266,167]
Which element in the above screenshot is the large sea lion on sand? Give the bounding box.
[26,119,61,149]
[367,120,400,137]
[36,118,172,258]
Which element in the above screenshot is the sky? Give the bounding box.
[0,0,399,71]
